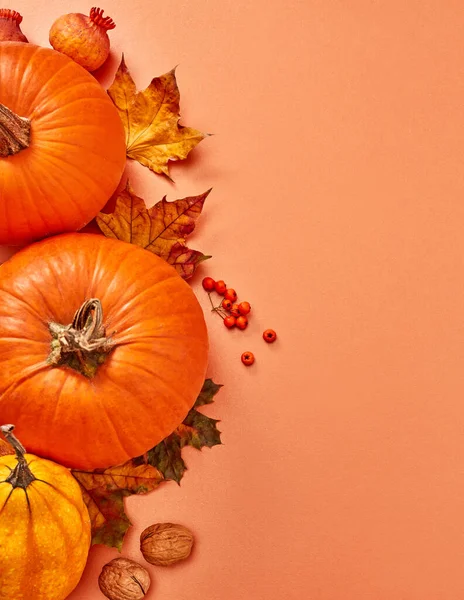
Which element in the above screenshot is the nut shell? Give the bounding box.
[98,557,150,600]
[140,523,194,566]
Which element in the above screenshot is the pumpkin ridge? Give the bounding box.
[28,484,78,551]
[35,135,121,165]
[35,94,120,125]
[19,52,70,117]
[16,44,42,107]
[24,456,84,509]
[98,395,136,461]
[89,250,156,312]
[100,358,191,440]
[0,360,50,406]
[30,477,85,516]
[20,154,70,232]
[27,60,86,118]
[0,287,49,325]
[33,145,109,221]
[87,240,109,298]
[35,156,93,226]
[2,168,32,239]
[99,270,180,326]
[0,486,14,515]
[44,368,68,430]
[36,141,112,199]
[0,253,81,331]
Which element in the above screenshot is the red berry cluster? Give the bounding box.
[202,277,277,367]
[202,277,251,330]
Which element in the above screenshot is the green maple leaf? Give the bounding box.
[140,379,222,483]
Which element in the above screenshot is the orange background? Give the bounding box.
[2,1,464,598]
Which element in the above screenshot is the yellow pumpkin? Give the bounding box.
[0,425,91,599]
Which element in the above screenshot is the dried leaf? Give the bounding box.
[72,462,164,550]
[72,379,222,549]
[79,487,130,551]
[108,56,207,177]
[96,182,211,279]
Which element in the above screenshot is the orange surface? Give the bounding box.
[1,1,464,598]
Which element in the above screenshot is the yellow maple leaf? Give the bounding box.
[96,181,211,279]
[108,56,207,177]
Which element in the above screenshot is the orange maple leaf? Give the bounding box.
[96,182,211,279]
[108,56,207,178]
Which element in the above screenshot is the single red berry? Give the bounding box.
[214,280,227,295]
[224,315,236,328]
[236,315,248,330]
[263,329,277,343]
[238,301,251,316]
[202,276,216,292]
[241,351,255,366]
[221,298,233,311]
[230,303,240,317]
[224,288,238,302]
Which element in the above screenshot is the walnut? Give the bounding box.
[98,557,151,600]
[140,523,194,566]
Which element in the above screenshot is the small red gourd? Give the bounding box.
[0,43,126,245]
[0,9,27,42]
[49,7,115,71]
[0,234,209,469]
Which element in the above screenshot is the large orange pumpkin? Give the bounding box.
[0,425,91,599]
[0,234,209,469]
[0,42,126,245]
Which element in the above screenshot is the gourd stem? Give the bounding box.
[1,424,26,462]
[0,9,23,24]
[48,298,113,378]
[0,424,36,489]
[90,7,116,30]
[0,103,31,157]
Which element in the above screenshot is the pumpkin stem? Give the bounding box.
[0,424,36,489]
[48,298,114,378]
[0,103,31,157]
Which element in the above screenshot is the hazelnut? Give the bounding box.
[140,523,194,566]
[98,557,151,600]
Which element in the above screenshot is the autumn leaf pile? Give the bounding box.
[98,56,211,281]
